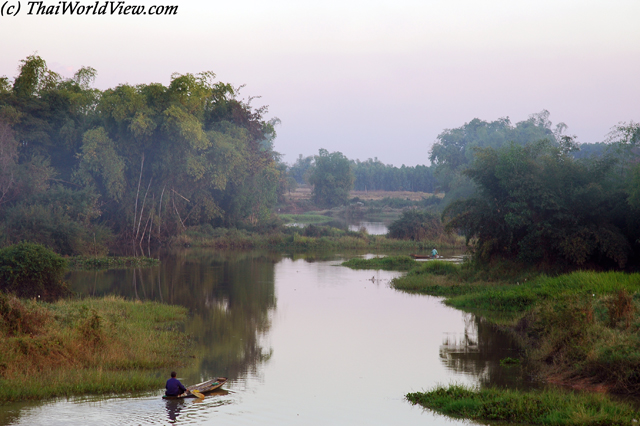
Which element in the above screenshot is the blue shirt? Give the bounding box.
[166,377,187,396]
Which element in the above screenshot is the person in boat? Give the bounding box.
[166,371,187,397]
[431,248,438,258]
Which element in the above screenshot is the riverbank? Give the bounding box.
[392,261,640,393]
[407,384,639,426]
[342,257,640,422]
[0,295,189,401]
[66,256,159,270]
[174,226,464,252]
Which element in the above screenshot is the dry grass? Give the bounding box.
[0,295,189,400]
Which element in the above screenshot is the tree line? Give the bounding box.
[0,55,283,254]
[439,119,640,269]
[288,154,436,193]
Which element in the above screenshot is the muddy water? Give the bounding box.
[0,250,533,425]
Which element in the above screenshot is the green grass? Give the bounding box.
[0,295,189,401]
[278,213,333,224]
[407,384,639,425]
[67,256,159,270]
[341,256,418,271]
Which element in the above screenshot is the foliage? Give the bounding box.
[443,140,639,268]
[0,242,68,301]
[407,384,638,425]
[288,154,314,184]
[351,158,436,192]
[1,185,111,255]
[388,209,444,241]
[429,110,564,196]
[307,149,354,207]
[0,55,282,251]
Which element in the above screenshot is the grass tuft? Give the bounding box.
[407,384,639,425]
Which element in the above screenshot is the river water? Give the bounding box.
[0,249,533,425]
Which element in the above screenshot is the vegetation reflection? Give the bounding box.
[68,249,279,383]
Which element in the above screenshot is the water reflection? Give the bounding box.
[2,251,537,426]
[440,313,535,389]
[67,249,279,384]
[165,399,185,423]
[348,221,389,235]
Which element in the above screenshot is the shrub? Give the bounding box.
[0,242,68,301]
[388,210,444,241]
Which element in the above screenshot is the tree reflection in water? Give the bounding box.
[439,313,537,389]
[67,249,279,386]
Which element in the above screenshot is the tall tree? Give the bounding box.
[307,149,354,207]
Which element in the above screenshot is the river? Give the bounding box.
[0,249,534,425]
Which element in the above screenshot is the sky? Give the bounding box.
[1,0,639,166]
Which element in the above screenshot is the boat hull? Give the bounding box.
[162,377,227,399]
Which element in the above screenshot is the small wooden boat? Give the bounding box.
[162,377,227,399]
[410,253,438,259]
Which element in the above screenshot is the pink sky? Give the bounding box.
[2,0,639,166]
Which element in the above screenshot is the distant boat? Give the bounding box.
[410,254,440,259]
[162,377,227,400]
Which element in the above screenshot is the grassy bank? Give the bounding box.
[174,227,464,252]
[278,213,334,225]
[391,262,640,394]
[66,256,159,270]
[407,384,639,425]
[341,255,418,271]
[0,295,189,401]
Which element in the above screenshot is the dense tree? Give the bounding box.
[0,55,282,253]
[289,154,314,184]
[388,210,444,241]
[443,140,639,268]
[307,149,354,207]
[351,158,436,192]
[0,242,68,301]
[429,111,567,205]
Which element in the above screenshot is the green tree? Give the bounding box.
[443,140,636,268]
[429,111,566,205]
[307,149,354,207]
[388,210,444,241]
[0,242,68,301]
[288,154,313,184]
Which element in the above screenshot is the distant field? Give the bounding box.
[288,186,441,201]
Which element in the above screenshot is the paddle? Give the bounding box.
[191,389,205,400]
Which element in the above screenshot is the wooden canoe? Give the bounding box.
[410,253,438,259]
[162,377,228,399]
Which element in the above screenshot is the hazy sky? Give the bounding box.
[2,0,639,166]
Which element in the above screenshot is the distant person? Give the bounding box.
[166,371,187,397]
[431,248,438,258]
